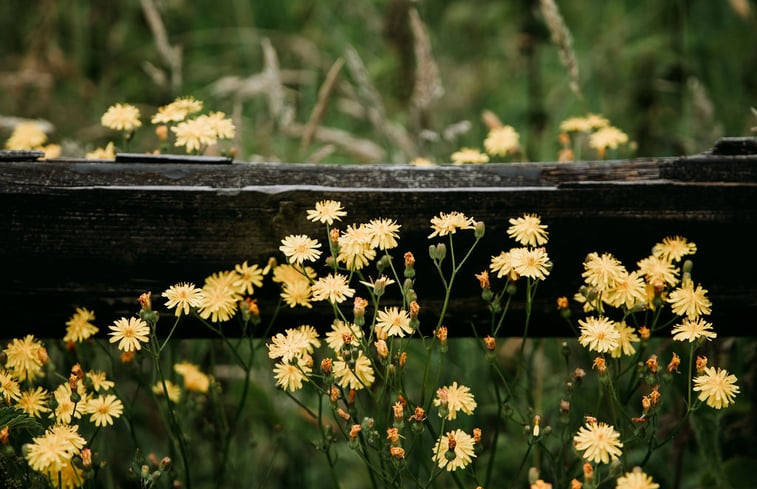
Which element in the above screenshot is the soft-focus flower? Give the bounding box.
[268,326,320,362]
[668,282,712,319]
[671,317,717,342]
[531,481,553,489]
[162,282,205,316]
[25,424,86,472]
[589,126,628,152]
[507,213,548,247]
[86,394,124,427]
[198,271,241,322]
[451,147,489,164]
[280,234,322,265]
[484,125,520,156]
[578,317,620,353]
[615,467,660,489]
[366,218,401,250]
[108,317,150,352]
[5,121,47,149]
[174,362,211,393]
[274,357,312,392]
[428,211,476,238]
[203,111,235,139]
[16,386,50,417]
[85,141,116,159]
[0,370,21,403]
[693,366,739,409]
[410,156,434,166]
[582,252,625,291]
[311,273,355,304]
[333,352,375,390]
[307,200,347,225]
[101,103,142,131]
[610,321,639,358]
[153,380,181,403]
[4,335,45,381]
[432,429,476,471]
[64,307,99,343]
[376,307,413,337]
[510,247,552,280]
[573,421,623,464]
[434,382,477,420]
[281,280,313,308]
[652,236,696,263]
[234,261,264,295]
[86,371,114,392]
[171,117,217,153]
[51,382,88,424]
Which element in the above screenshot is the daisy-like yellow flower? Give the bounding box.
[671,317,717,342]
[171,117,217,153]
[86,394,124,427]
[589,126,628,153]
[573,421,623,464]
[15,386,50,417]
[605,271,646,310]
[45,463,85,489]
[4,335,45,381]
[451,147,489,164]
[151,102,190,124]
[490,250,515,279]
[86,141,116,160]
[198,271,241,322]
[203,111,235,140]
[337,223,376,270]
[560,116,593,133]
[0,370,21,403]
[434,382,477,420]
[41,143,61,159]
[273,357,312,392]
[311,273,355,304]
[484,125,520,156]
[25,424,86,472]
[108,317,150,352]
[174,362,211,393]
[616,467,660,489]
[5,121,48,149]
[585,113,610,129]
[652,236,696,263]
[325,320,364,352]
[432,429,477,471]
[281,280,313,308]
[234,261,264,295]
[637,255,679,287]
[267,326,321,362]
[366,218,401,250]
[280,234,322,265]
[510,247,552,280]
[333,352,375,390]
[507,213,548,247]
[63,307,99,343]
[610,321,639,358]
[307,200,347,225]
[153,380,182,403]
[582,252,625,292]
[171,96,204,114]
[101,103,142,131]
[578,316,620,353]
[162,282,204,316]
[86,370,114,392]
[428,211,476,239]
[376,307,413,337]
[51,382,88,424]
[668,282,711,319]
[693,366,739,409]
[272,263,317,285]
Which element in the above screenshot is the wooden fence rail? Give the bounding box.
[2,137,756,338]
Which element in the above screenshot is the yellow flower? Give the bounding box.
[171,117,217,153]
[366,218,401,250]
[667,282,711,319]
[325,320,364,352]
[4,334,45,381]
[170,96,204,115]
[451,147,489,164]
[610,321,639,358]
[311,273,355,304]
[203,111,236,139]
[0,370,21,403]
[433,429,476,471]
[153,380,182,403]
[101,103,142,131]
[85,141,116,159]
[198,271,241,322]
[637,255,679,287]
[267,326,320,362]
[376,307,413,337]
[510,247,552,280]
[86,394,124,427]
[234,261,264,295]
[490,250,515,279]
[578,316,620,353]
[5,121,47,149]
[605,271,646,310]
[410,157,434,166]
[15,386,50,417]
[51,382,88,424]
[45,463,85,489]
[280,234,322,265]
[273,357,312,392]
[582,252,625,292]
[573,421,623,464]
[25,424,86,472]
[41,144,61,159]
[151,96,203,124]
[281,280,313,308]
[484,125,520,156]
[507,213,548,247]
[589,126,628,151]
[616,467,659,489]
[64,307,99,343]
[671,318,716,342]
[86,370,115,392]
[162,282,205,316]
[693,366,739,409]
[174,362,211,393]
[560,116,593,133]
[307,200,347,225]
[531,481,553,489]
[585,113,610,129]
[337,223,376,270]
[333,352,375,390]
[434,382,477,420]
[108,317,150,352]
[428,211,476,238]
[652,236,696,263]
[272,263,316,285]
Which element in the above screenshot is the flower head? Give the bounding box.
[197,271,241,322]
[280,234,322,265]
[51,382,88,424]
[605,271,646,310]
[376,307,413,337]
[573,420,623,464]
[203,111,235,139]
[693,366,739,409]
[490,251,515,279]
[25,424,86,472]
[671,317,716,342]
[171,116,217,153]
[433,429,476,471]
[101,103,142,131]
[4,335,45,381]
[86,141,116,159]
[307,200,347,225]
[667,282,711,319]
[64,307,99,343]
[589,126,628,152]
[428,211,476,238]
[582,252,625,292]
[233,261,264,295]
[325,320,364,352]
[451,147,489,164]
[333,352,375,390]
[86,370,114,392]
[281,280,313,308]
[484,125,520,156]
[311,273,355,304]
[174,362,211,393]
[108,317,150,352]
[0,370,21,403]
[153,380,181,403]
[267,326,320,363]
[507,213,548,247]
[510,247,552,280]
[578,317,620,353]
[610,321,640,358]
[162,282,205,316]
[637,255,679,287]
[337,224,376,270]
[16,386,50,417]
[615,467,660,489]
[274,357,312,392]
[434,382,477,420]
[366,218,401,250]
[5,121,47,149]
[652,236,696,263]
[86,394,124,427]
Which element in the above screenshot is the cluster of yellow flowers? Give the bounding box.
[3,121,61,159]
[558,113,630,160]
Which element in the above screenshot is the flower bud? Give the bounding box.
[375,340,388,359]
[436,243,446,260]
[484,335,496,352]
[321,358,333,375]
[474,221,485,239]
[696,355,708,373]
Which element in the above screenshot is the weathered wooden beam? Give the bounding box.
[2,138,756,338]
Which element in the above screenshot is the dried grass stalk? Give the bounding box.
[409,8,444,129]
[301,57,345,152]
[283,122,386,162]
[539,0,581,99]
[139,0,182,92]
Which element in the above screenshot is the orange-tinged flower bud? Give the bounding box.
[649,386,660,406]
[155,125,168,141]
[667,352,680,373]
[120,351,135,363]
[696,355,708,373]
[399,352,407,368]
[475,270,490,289]
[473,427,482,444]
[436,326,448,343]
[138,291,152,311]
[404,252,415,268]
[412,406,426,422]
[375,340,388,358]
[583,462,594,482]
[592,357,606,374]
[336,408,351,421]
[353,297,368,318]
[646,354,659,373]
[638,326,651,341]
[348,389,356,405]
[641,396,651,412]
[390,446,405,459]
[386,427,400,444]
[447,433,457,450]
[321,358,333,375]
[409,301,420,319]
[0,425,8,445]
[556,296,569,310]
[349,424,362,439]
[484,335,496,351]
[330,386,339,403]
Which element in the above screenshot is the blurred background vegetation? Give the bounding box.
[1,0,755,163]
